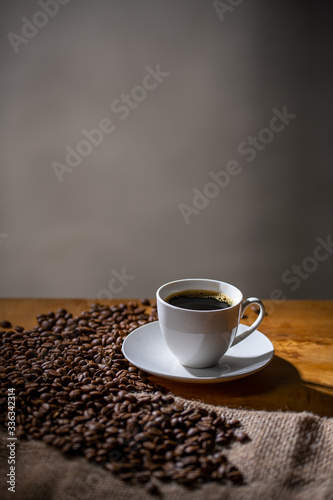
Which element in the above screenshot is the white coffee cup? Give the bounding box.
[156,278,265,368]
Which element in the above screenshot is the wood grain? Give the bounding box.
[1,299,332,417]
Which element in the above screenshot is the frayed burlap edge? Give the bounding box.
[1,394,332,500]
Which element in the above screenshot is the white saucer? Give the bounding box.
[122,321,274,383]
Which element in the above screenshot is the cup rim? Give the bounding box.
[156,278,243,312]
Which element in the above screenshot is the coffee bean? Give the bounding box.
[186,427,199,437]
[0,320,12,329]
[140,298,151,306]
[235,431,249,442]
[69,390,81,400]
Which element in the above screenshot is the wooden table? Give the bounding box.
[1,299,332,417]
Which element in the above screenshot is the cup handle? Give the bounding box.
[230,298,265,347]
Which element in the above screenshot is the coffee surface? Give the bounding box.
[165,289,232,311]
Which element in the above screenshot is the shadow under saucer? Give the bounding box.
[151,355,333,417]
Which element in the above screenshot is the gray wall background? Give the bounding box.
[0,0,332,300]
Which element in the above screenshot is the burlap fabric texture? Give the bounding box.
[1,397,332,500]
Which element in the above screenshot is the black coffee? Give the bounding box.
[165,289,232,311]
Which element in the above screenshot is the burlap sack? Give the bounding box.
[1,397,332,500]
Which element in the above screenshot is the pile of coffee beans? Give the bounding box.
[0,301,248,492]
